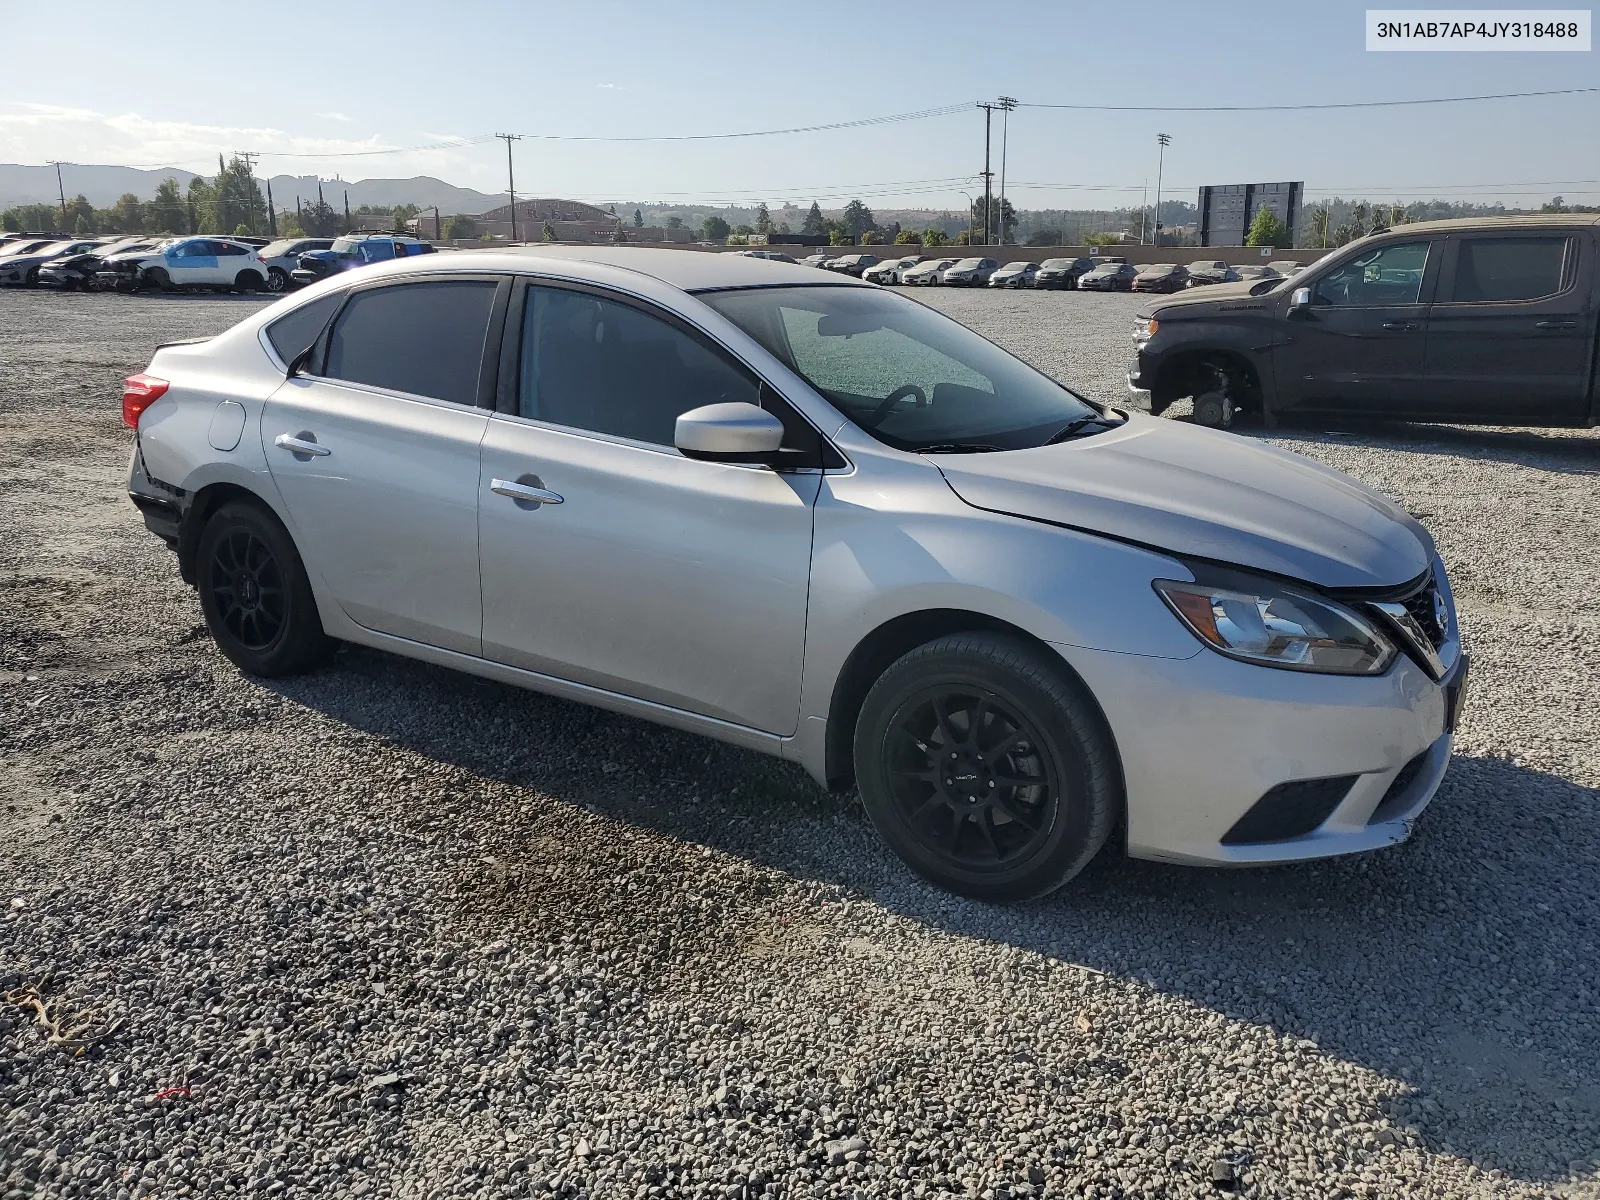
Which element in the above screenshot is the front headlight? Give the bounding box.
[1154,577,1396,675]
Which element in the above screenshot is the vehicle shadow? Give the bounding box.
[1235,416,1600,475]
[264,643,1600,1184]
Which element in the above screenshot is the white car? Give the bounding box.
[114,236,272,292]
[123,248,1464,902]
[901,257,958,286]
[255,237,335,293]
[862,255,923,285]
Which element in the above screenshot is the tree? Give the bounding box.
[701,215,730,243]
[390,203,420,231]
[443,214,476,239]
[187,177,217,234]
[148,177,186,234]
[731,223,755,236]
[299,187,342,238]
[541,221,557,242]
[970,197,1016,244]
[840,199,875,240]
[828,226,849,247]
[801,202,826,237]
[612,220,628,243]
[633,208,644,228]
[666,215,684,230]
[212,155,265,235]
[921,227,948,247]
[754,202,772,235]
[107,193,144,233]
[1244,206,1287,247]
[859,230,879,245]
[893,229,920,245]
[73,214,92,235]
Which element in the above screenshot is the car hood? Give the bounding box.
[1136,279,1282,317]
[932,413,1433,589]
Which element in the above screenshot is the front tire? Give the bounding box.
[266,267,289,293]
[234,269,264,293]
[854,633,1119,902]
[197,501,335,677]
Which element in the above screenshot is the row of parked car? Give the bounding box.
[740,249,1309,291]
[0,230,434,293]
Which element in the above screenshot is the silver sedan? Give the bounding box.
[125,248,1465,902]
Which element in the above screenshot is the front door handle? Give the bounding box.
[491,477,564,507]
[1534,319,1577,330]
[1380,321,1420,331]
[273,432,330,457]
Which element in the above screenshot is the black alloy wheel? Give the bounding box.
[884,686,1057,872]
[855,633,1120,902]
[197,500,334,676]
[208,527,286,651]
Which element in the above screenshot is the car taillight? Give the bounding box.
[122,374,169,428]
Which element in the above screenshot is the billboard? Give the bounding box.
[1197,181,1303,247]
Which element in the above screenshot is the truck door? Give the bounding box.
[1274,237,1439,418]
[1424,231,1592,424]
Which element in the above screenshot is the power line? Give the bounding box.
[1016,85,1599,113]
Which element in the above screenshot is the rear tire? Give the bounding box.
[854,633,1119,903]
[266,267,289,293]
[234,270,264,293]
[197,501,335,677]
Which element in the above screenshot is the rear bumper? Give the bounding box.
[1055,637,1459,867]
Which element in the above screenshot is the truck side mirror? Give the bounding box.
[1289,286,1312,314]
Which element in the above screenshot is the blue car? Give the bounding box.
[291,234,434,285]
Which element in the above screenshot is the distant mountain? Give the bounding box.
[0,163,508,215]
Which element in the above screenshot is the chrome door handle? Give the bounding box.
[1534,319,1577,330]
[274,433,330,457]
[1380,321,1419,331]
[491,477,564,506]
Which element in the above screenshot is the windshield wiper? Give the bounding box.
[915,442,1005,454]
[1044,412,1122,445]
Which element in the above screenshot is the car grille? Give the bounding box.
[1400,576,1448,648]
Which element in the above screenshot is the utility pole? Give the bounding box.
[976,103,998,245]
[1140,180,1148,244]
[997,97,1016,247]
[236,150,260,234]
[48,160,68,229]
[1153,133,1170,248]
[496,133,522,242]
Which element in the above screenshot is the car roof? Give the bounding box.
[485,246,874,291]
[1380,212,1600,233]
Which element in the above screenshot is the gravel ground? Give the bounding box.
[2,285,1597,1200]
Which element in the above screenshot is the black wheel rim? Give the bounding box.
[208,530,286,650]
[885,687,1058,872]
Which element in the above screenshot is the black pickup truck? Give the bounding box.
[1128,214,1599,428]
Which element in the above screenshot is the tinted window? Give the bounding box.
[265,293,344,367]
[1314,241,1431,306]
[324,280,497,405]
[519,287,758,446]
[217,242,247,256]
[1447,237,1568,303]
[358,241,396,263]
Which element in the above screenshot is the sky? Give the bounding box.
[2,0,1597,213]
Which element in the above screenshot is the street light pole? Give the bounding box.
[997,96,1016,247]
[1153,133,1170,248]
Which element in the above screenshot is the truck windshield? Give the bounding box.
[700,285,1102,452]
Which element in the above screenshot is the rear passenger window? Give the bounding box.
[1447,237,1569,303]
[518,287,759,446]
[324,280,497,405]
[265,293,342,367]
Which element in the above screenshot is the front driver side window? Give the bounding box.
[518,287,759,446]
[1313,241,1431,307]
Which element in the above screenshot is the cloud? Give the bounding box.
[597,82,622,90]
[318,111,355,123]
[0,103,502,185]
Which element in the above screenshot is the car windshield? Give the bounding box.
[1089,264,1118,273]
[1039,259,1074,268]
[1003,262,1031,270]
[700,285,1100,453]
[331,237,361,253]
[1148,264,1176,273]
[260,240,298,257]
[952,258,984,269]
